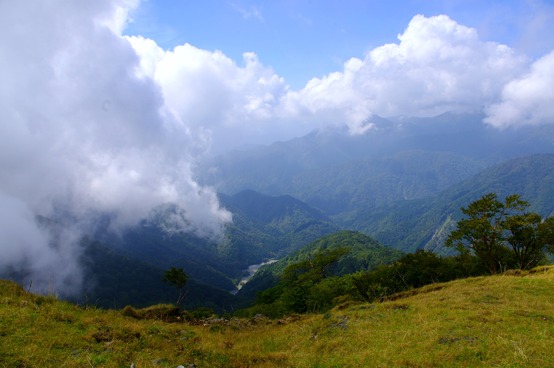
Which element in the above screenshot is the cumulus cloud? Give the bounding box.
[127,14,546,145]
[282,15,528,133]
[127,36,291,151]
[0,0,230,295]
[485,51,554,127]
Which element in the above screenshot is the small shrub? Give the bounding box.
[122,305,142,319]
[209,325,225,334]
[138,304,181,322]
[191,306,214,319]
[180,310,194,321]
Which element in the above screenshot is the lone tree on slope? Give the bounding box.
[163,267,188,307]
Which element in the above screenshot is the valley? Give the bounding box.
[232,259,278,295]
[3,113,554,313]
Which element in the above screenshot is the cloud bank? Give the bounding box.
[128,13,552,148]
[284,15,528,133]
[2,0,554,296]
[0,0,231,295]
[485,51,554,127]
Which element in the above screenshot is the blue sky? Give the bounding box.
[125,0,554,88]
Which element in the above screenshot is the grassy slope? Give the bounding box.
[1,267,553,367]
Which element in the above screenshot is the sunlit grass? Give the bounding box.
[1,266,553,367]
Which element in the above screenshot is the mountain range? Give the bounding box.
[6,112,554,311]
[76,113,554,309]
[200,113,554,252]
[200,112,554,216]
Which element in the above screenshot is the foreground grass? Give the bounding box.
[1,267,553,367]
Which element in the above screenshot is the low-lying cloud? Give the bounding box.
[0,0,231,295]
[2,1,553,296]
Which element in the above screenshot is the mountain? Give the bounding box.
[199,112,554,255]
[80,241,236,311]
[9,112,554,311]
[71,190,339,310]
[219,189,339,257]
[237,230,403,303]
[199,113,554,217]
[350,154,554,253]
[81,154,554,310]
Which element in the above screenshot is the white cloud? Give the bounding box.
[0,193,81,296]
[232,3,264,21]
[127,36,291,151]
[485,51,554,127]
[126,13,552,147]
[281,15,528,134]
[0,0,231,295]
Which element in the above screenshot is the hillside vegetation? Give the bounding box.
[2,267,554,367]
[15,191,339,312]
[349,154,554,253]
[237,230,403,308]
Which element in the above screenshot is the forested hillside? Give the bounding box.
[63,191,338,310]
[350,154,554,253]
[238,231,403,304]
[10,153,554,311]
[218,189,338,257]
[5,113,554,311]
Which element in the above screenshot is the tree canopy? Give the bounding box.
[446,193,554,273]
[163,267,188,306]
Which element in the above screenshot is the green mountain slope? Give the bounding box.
[2,266,553,367]
[80,241,237,311]
[351,154,554,253]
[238,230,403,303]
[219,189,339,257]
[71,190,338,310]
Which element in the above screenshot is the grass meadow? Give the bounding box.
[1,266,553,367]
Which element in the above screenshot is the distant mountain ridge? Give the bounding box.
[7,113,554,311]
[199,113,554,254]
[113,152,552,308]
[81,114,554,309]
[200,113,554,217]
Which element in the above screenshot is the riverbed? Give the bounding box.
[231,259,278,295]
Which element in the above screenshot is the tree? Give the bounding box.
[505,214,554,270]
[541,217,554,254]
[445,193,527,274]
[163,267,188,306]
[276,247,350,314]
[446,193,554,273]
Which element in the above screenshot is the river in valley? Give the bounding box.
[231,259,278,295]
